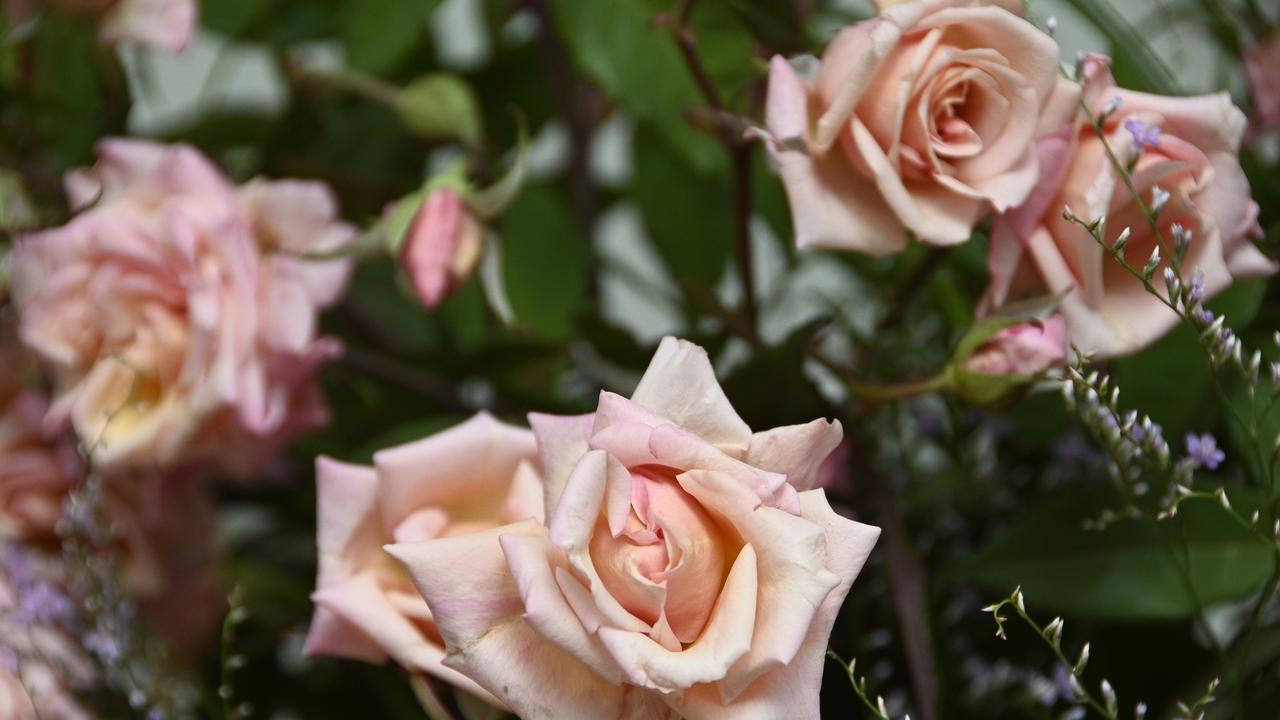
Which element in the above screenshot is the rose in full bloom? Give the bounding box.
[981,57,1274,358]
[11,139,355,475]
[1245,31,1280,135]
[0,545,96,720]
[397,187,486,310]
[960,315,1066,376]
[5,0,196,51]
[388,338,880,720]
[763,0,1076,254]
[303,412,542,707]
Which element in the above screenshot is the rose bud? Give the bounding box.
[948,315,1067,406]
[397,187,485,310]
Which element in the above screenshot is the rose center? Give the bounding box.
[588,468,728,644]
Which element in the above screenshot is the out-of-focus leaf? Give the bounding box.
[550,0,720,171]
[631,123,731,286]
[341,0,438,74]
[726,0,810,53]
[1208,278,1267,328]
[1115,324,1213,438]
[957,488,1273,621]
[501,185,589,339]
[1063,0,1179,94]
[396,73,483,145]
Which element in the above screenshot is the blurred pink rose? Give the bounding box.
[763,0,1077,254]
[7,0,195,51]
[0,386,80,541]
[961,316,1066,375]
[304,412,542,707]
[1245,32,1280,135]
[399,187,485,310]
[388,338,880,720]
[982,57,1274,358]
[11,139,354,476]
[0,546,96,720]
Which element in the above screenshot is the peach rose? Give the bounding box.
[1245,31,1280,135]
[388,338,880,720]
[398,187,485,310]
[763,0,1076,254]
[303,412,543,706]
[982,57,1274,358]
[11,139,354,475]
[6,0,196,51]
[960,315,1066,375]
[0,545,96,720]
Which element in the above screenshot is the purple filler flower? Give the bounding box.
[1186,433,1226,470]
[1124,118,1162,151]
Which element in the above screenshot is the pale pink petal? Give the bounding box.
[813,19,905,153]
[597,544,759,694]
[742,419,843,492]
[674,491,878,720]
[374,412,536,530]
[765,57,908,256]
[630,337,752,454]
[498,532,624,683]
[529,412,596,518]
[387,522,631,720]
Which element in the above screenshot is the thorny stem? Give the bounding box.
[663,0,759,344]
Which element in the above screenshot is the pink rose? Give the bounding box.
[960,315,1066,375]
[303,412,542,707]
[399,187,486,310]
[11,139,354,475]
[0,546,96,720]
[1245,31,1280,135]
[387,338,880,720]
[764,0,1076,254]
[0,387,79,541]
[982,58,1274,358]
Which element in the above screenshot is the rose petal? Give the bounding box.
[387,523,632,720]
[630,337,752,454]
[374,412,536,530]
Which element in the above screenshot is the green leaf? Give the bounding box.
[631,123,731,286]
[501,185,589,339]
[1208,278,1267,328]
[1115,324,1213,438]
[341,0,438,74]
[1062,0,1179,94]
[550,0,721,172]
[726,0,810,53]
[956,488,1274,621]
[396,73,484,145]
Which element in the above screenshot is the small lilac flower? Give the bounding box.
[1186,433,1225,470]
[1124,118,1162,151]
[15,580,75,626]
[85,630,125,664]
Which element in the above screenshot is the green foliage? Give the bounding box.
[959,488,1275,621]
[501,184,589,340]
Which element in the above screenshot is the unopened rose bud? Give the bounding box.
[399,187,485,310]
[960,316,1067,377]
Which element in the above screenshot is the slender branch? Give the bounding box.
[661,0,759,343]
[338,347,464,410]
[876,248,948,333]
[529,0,601,298]
[853,441,940,720]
